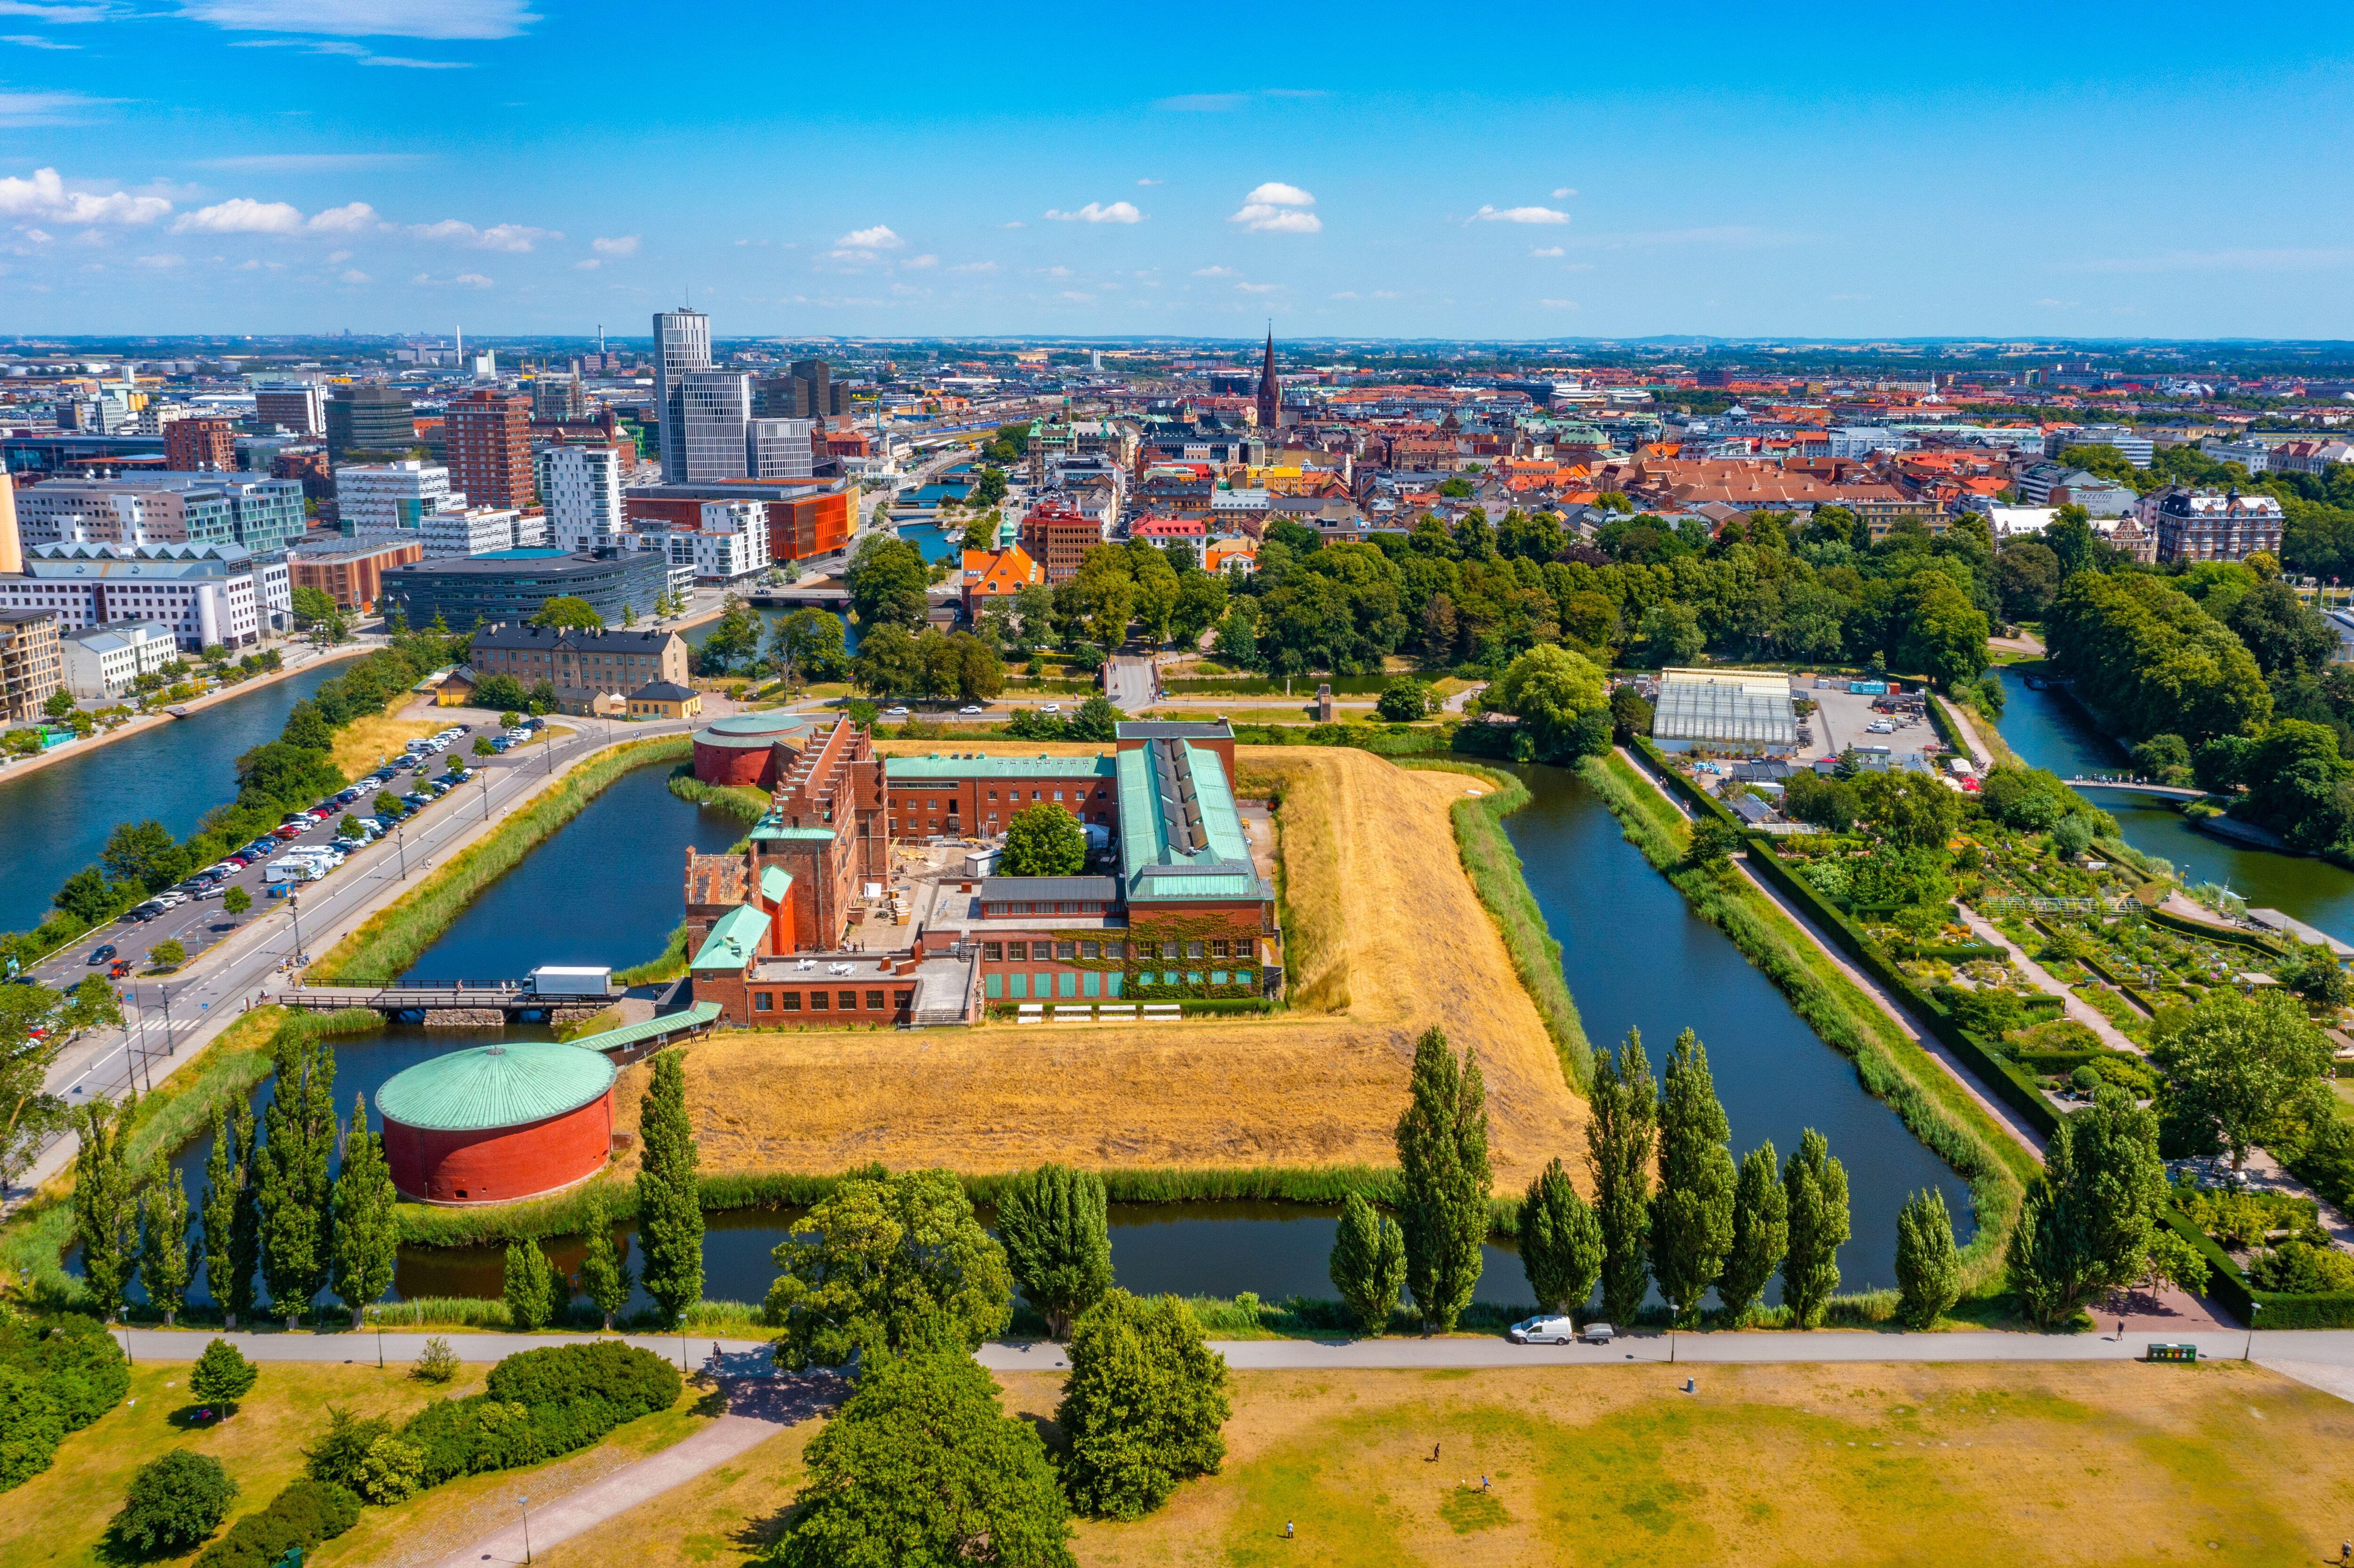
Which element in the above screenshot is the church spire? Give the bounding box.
[1255,324,1279,431]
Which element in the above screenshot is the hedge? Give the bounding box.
[399,1341,682,1489]
[2163,1210,2354,1329]
[1629,736,1743,826]
[1744,840,2061,1139]
[2144,906,2293,957]
[193,1480,359,1568]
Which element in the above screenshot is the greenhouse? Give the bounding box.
[1651,667,1799,755]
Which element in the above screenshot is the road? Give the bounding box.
[10,712,702,1203]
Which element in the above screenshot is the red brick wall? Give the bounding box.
[383,1095,612,1204]
[884,770,1117,836]
[694,738,776,788]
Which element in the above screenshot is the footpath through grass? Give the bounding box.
[311,735,692,983]
[1580,748,2032,1293]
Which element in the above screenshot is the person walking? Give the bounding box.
[1284,1521,1294,1539]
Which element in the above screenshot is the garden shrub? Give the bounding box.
[303,1407,395,1493]
[191,1479,359,1568]
[112,1449,238,1556]
[0,1311,128,1492]
[2248,1241,2354,1294]
[393,1341,682,1492]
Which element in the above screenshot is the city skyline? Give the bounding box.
[1,2,2352,339]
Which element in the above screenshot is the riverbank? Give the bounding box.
[0,639,374,788]
[310,734,695,983]
[1580,746,2032,1291]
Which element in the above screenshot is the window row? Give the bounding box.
[982,968,1256,999]
[748,987,913,1013]
[979,937,1249,961]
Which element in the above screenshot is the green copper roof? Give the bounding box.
[1115,740,1271,905]
[375,1042,616,1133]
[564,1001,723,1056]
[750,812,836,842]
[884,754,1114,780]
[759,863,793,903]
[692,904,772,971]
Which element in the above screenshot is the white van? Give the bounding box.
[1508,1315,1578,1345]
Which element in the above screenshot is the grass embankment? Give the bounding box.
[665,765,769,823]
[1581,749,2033,1293]
[0,1006,382,1311]
[310,736,692,984]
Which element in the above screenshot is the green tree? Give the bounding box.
[1517,1158,1604,1318]
[470,673,529,712]
[851,621,926,697]
[140,1166,193,1328]
[1638,601,1705,666]
[1854,768,1963,850]
[187,1337,258,1406]
[72,1092,140,1322]
[1685,816,1742,866]
[1780,1129,1849,1328]
[2224,578,2337,679]
[996,1164,1113,1341]
[1649,1029,1736,1326]
[763,1168,1012,1370]
[0,981,70,1194]
[846,534,933,628]
[101,819,185,892]
[61,974,121,1038]
[578,1186,634,1332]
[1895,1188,1961,1328]
[1393,1027,1491,1333]
[290,584,339,627]
[530,595,604,630]
[256,1032,337,1329]
[1586,1030,1656,1326]
[1326,1192,1407,1336]
[1488,644,1610,763]
[2151,988,2332,1170]
[1066,694,1120,742]
[1377,677,1435,723]
[774,1342,1073,1568]
[149,937,186,971]
[1056,1290,1231,1520]
[1718,1141,1788,1325]
[636,1050,704,1327]
[110,1449,237,1556]
[503,1239,559,1332]
[772,609,852,684]
[696,595,763,674]
[1000,801,1088,876]
[198,1102,258,1330]
[2009,1086,2170,1328]
[330,1093,398,1328]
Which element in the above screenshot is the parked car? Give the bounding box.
[85,943,117,966]
[884,706,911,717]
[1507,1315,1578,1345]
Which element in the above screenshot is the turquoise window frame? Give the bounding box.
[1082,970,1101,997]
[1210,970,1227,986]
[1186,971,1203,986]
[1036,971,1051,998]
[1106,972,1123,997]
[1009,973,1028,999]
[1059,972,1077,998]
[985,973,1003,999]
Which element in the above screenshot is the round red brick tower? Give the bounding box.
[692,710,812,788]
[376,1041,617,1205]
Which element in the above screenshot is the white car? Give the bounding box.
[1508,1315,1578,1345]
[1040,703,1062,715]
[885,705,911,717]
[959,705,985,715]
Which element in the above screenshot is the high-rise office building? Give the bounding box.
[253,383,326,437]
[749,418,817,479]
[448,389,536,510]
[532,372,585,421]
[790,358,838,420]
[535,444,628,553]
[680,370,752,483]
[165,416,238,473]
[335,460,464,538]
[653,308,712,482]
[325,384,417,464]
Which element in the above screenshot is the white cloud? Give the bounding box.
[306,201,378,232]
[412,268,493,287]
[175,197,304,233]
[338,267,369,283]
[1037,265,1073,279]
[0,89,110,126]
[1470,204,1568,225]
[948,260,997,273]
[230,37,469,66]
[837,223,902,250]
[1236,281,1277,293]
[1230,182,1318,234]
[903,253,938,269]
[3,32,77,46]
[177,0,539,40]
[0,167,170,225]
[409,217,556,251]
[1058,289,1094,302]
[1193,265,1238,277]
[324,248,350,262]
[197,152,424,171]
[132,252,183,268]
[1045,200,1142,224]
[590,233,637,256]
[1000,220,1025,229]
[1137,177,1162,186]
[1529,246,1563,258]
[0,1,113,20]
[1329,290,1358,299]
[572,257,598,270]
[1551,187,1577,199]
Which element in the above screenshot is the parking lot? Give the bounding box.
[1797,680,1941,766]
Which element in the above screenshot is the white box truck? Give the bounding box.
[527,965,613,998]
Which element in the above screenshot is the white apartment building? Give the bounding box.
[60,619,180,698]
[535,443,628,552]
[336,460,465,536]
[2046,423,2154,467]
[419,506,548,559]
[634,500,770,582]
[0,542,289,650]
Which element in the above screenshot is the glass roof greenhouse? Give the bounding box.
[1651,668,1798,749]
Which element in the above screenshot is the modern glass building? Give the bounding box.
[653,308,712,482]
[379,547,669,630]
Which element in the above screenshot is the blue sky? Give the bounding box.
[4,1,2353,341]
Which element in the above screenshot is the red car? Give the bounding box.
[273,824,303,839]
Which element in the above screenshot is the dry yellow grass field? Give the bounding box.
[516,1362,2354,1568]
[331,703,447,780]
[616,745,1586,1191]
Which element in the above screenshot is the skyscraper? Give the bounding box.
[325,384,416,464]
[447,389,535,510]
[790,358,835,424]
[653,308,712,482]
[680,370,752,482]
[1255,328,1279,431]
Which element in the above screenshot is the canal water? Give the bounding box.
[1501,764,1977,1298]
[83,751,1976,1318]
[1992,667,2354,945]
[0,662,347,933]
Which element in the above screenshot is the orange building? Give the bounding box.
[165,417,237,473]
[960,545,1041,615]
[447,390,535,510]
[289,537,426,612]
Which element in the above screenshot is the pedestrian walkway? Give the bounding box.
[1953,904,2144,1055]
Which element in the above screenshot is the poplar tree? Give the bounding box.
[1650,1029,1736,1325]
[1394,1027,1491,1333]
[578,1186,635,1332]
[1326,1192,1407,1337]
[1780,1128,1849,1328]
[331,1094,398,1328]
[996,1164,1114,1340]
[257,1034,337,1329]
[72,1092,141,1323]
[1896,1188,1960,1328]
[504,1239,557,1332]
[140,1166,193,1327]
[1518,1158,1603,1319]
[636,1051,703,1327]
[1586,1029,1656,1326]
[198,1102,258,1330]
[1717,1141,1789,1326]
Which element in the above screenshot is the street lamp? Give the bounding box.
[517,1496,532,1565]
[287,893,304,968]
[2244,1300,2262,1361]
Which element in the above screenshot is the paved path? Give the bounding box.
[1954,904,2144,1055]
[1933,694,1998,769]
[421,1374,845,1568]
